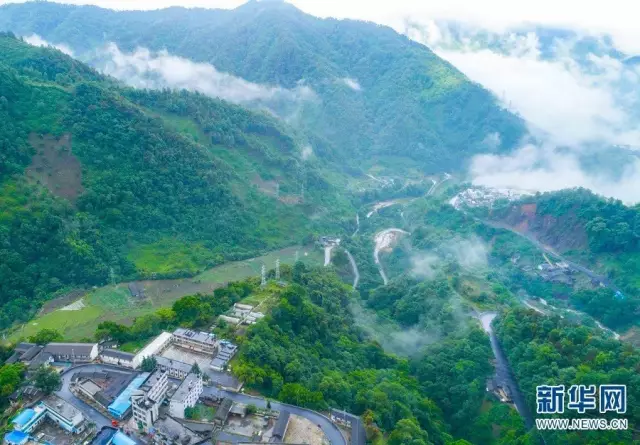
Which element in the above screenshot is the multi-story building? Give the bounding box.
[169,372,203,419]
[10,395,86,435]
[155,356,192,380]
[172,328,217,355]
[130,370,168,432]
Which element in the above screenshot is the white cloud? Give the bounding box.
[24,33,74,56]
[470,144,640,204]
[94,42,316,107]
[339,77,362,91]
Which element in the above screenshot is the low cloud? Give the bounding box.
[411,237,489,279]
[301,145,314,161]
[471,144,640,204]
[24,34,74,56]
[340,77,362,91]
[93,43,317,110]
[410,253,439,280]
[349,301,439,356]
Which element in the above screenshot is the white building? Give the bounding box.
[172,328,217,355]
[132,332,172,369]
[131,370,168,433]
[169,373,203,419]
[100,349,135,368]
[43,343,98,362]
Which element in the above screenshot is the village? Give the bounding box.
[4,304,364,445]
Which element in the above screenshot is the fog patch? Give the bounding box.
[410,253,439,280]
[24,34,74,56]
[91,43,317,113]
[301,145,314,161]
[350,301,439,356]
[340,77,362,91]
[411,237,489,279]
[471,143,640,204]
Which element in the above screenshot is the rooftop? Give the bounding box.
[42,395,83,422]
[171,372,201,403]
[101,349,135,361]
[140,369,166,393]
[173,328,217,346]
[272,410,290,439]
[44,342,96,356]
[21,345,44,361]
[15,342,35,353]
[155,355,192,373]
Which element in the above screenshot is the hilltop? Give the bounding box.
[0,33,349,330]
[0,0,527,174]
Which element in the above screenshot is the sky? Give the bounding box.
[1,0,637,51]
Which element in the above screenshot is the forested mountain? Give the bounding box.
[0,33,346,330]
[0,0,527,173]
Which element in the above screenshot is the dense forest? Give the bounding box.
[0,33,346,330]
[495,308,639,445]
[0,0,527,173]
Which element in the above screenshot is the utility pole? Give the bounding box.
[295,250,299,262]
[275,259,280,281]
[261,265,266,287]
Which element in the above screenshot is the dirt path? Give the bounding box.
[344,249,360,289]
[374,228,409,285]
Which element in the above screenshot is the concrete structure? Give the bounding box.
[169,372,203,418]
[271,410,290,442]
[44,343,99,362]
[90,426,137,445]
[210,341,237,372]
[155,356,192,380]
[172,328,217,355]
[11,395,86,435]
[214,398,233,426]
[100,349,135,368]
[132,332,172,369]
[131,370,168,432]
[330,409,365,445]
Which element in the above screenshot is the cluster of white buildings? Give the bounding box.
[219,303,265,326]
[449,187,533,210]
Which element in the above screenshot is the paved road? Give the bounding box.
[57,363,132,429]
[56,364,347,445]
[202,387,346,445]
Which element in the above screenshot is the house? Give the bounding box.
[155,356,192,380]
[130,370,168,432]
[271,411,290,442]
[210,341,237,372]
[44,343,99,362]
[214,398,233,426]
[131,332,172,369]
[172,328,218,355]
[100,349,135,368]
[11,395,86,435]
[90,426,137,445]
[169,372,203,419]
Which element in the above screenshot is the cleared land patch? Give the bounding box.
[26,133,83,202]
[6,245,322,342]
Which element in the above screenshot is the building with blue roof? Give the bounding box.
[9,395,86,436]
[108,373,149,419]
[4,430,29,445]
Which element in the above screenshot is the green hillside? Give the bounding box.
[0,0,527,174]
[0,33,348,330]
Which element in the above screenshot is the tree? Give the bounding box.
[32,366,61,394]
[266,400,272,410]
[246,403,258,415]
[140,356,157,372]
[29,329,63,345]
[191,362,201,375]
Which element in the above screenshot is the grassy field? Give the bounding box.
[6,245,323,343]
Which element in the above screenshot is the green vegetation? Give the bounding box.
[32,365,61,394]
[0,1,526,174]
[495,308,639,444]
[0,33,345,332]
